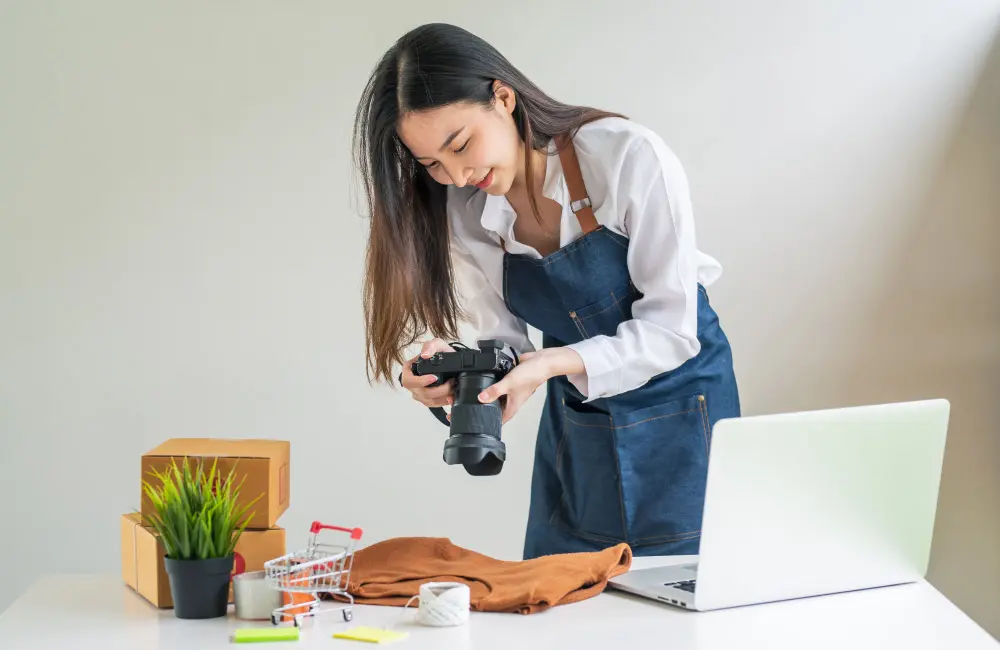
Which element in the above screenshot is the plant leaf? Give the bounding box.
[140,451,264,560]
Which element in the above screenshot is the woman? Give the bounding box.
[354,23,740,560]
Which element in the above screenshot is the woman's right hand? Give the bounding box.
[400,338,456,408]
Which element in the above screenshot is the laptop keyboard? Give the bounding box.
[667,579,696,593]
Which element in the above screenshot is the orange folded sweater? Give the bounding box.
[338,537,632,615]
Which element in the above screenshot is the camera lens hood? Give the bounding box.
[443,434,506,476]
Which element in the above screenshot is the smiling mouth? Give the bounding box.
[474,169,494,189]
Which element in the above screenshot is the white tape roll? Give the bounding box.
[414,582,471,627]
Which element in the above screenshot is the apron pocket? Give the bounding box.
[616,393,710,546]
[554,399,627,544]
[569,282,640,339]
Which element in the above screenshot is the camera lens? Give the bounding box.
[443,372,506,476]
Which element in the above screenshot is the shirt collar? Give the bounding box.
[479,140,566,240]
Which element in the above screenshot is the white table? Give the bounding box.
[1,556,996,649]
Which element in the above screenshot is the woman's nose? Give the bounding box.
[444,162,472,187]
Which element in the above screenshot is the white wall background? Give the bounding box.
[1,0,998,637]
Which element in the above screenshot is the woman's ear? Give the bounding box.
[492,80,516,115]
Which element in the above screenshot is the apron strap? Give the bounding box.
[556,135,599,234]
[497,135,598,252]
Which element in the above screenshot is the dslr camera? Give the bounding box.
[411,339,516,476]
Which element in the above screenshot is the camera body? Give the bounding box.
[411,339,515,476]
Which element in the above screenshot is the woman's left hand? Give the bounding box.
[477,348,585,423]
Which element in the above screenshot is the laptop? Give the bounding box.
[608,399,950,611]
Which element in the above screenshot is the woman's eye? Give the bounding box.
[455,139,470,154]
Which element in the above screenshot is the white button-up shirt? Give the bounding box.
[447,117,723,402]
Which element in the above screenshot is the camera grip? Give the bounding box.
[409,361,447,387]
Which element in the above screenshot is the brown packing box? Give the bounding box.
[141,438,289,529]
[120,513,286,608]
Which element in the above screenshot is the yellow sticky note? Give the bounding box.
[333,626,408,644]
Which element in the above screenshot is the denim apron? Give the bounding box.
[501,138,741,560]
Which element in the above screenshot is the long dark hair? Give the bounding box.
[353,23,624,384]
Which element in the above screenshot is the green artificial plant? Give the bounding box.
[142,457,263,561]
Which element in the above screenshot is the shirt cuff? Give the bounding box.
[565,337,622,402]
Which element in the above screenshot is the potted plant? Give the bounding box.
[142,456,262,619]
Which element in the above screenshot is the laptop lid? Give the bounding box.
[693,399,950,611]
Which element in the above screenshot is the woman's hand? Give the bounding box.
[400,338,456,408]
[477,347,585,423]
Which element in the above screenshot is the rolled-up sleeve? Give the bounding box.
[450,236,535,358]
[566,135,703,401]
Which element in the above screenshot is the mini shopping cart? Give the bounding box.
[264,521,363,627]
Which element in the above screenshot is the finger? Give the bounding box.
[416,393,452,408]
[412,391,445,407]
[404,372,442,389]
[401,374,434,391]
[420,383,453,401]
[478,377,511,404]
[419,338,454,358]
[517,350,536,362]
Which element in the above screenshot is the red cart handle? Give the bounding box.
[310,521,363,540]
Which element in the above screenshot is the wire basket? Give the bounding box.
[263,521,363,626]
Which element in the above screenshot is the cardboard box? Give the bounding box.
[120,513,286,609]
[141,438,289,529]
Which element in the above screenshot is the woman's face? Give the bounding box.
[396,84,522,196]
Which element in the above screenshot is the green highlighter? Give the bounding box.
[233,627,300,643]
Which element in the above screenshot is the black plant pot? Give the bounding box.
[164,554,234,619]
